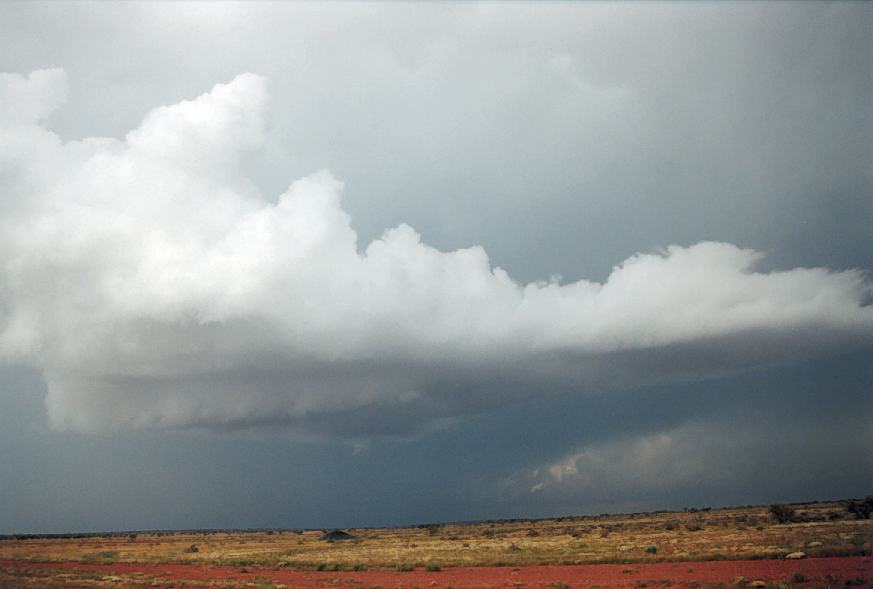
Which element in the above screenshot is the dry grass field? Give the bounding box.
[3,500,871,568]
[1,500,871,588]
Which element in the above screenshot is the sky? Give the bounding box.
[0,1,871,534]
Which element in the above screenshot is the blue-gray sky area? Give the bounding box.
[0,2,871,534]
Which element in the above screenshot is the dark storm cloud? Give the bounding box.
[3,351,870,533]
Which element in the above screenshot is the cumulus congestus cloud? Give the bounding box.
[1,70,871,434]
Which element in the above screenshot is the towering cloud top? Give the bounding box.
[1,70,870,434]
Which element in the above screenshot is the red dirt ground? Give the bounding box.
[2,556,872,588]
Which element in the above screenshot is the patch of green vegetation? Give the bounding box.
[78,550,119,563]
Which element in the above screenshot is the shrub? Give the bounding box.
[425,564,441,572]
[645,546,658,554]
[768,504,796,524]
[81,550,119,563]
[846,496,873,520]
[396,564,414,572]
[184,544,199,553]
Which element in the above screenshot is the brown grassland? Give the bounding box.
[1,499,871,588]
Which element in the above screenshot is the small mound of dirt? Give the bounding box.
[319,529,357,542]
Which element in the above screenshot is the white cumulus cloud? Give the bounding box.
[1,70,871,434]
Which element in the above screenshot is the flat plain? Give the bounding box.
[2,500,871,588]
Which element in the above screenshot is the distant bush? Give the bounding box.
[663,520,679,531]
[396,563,414,572]
[846,496,873,520]
[184,544,199,553]
[645,546,658,554]
[419,524,443,535]
[425,564,441,572]
[769,504,796,524]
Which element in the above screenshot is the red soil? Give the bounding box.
[2,556,872,588]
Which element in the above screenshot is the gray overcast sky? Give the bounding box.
[0,2,871,534]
